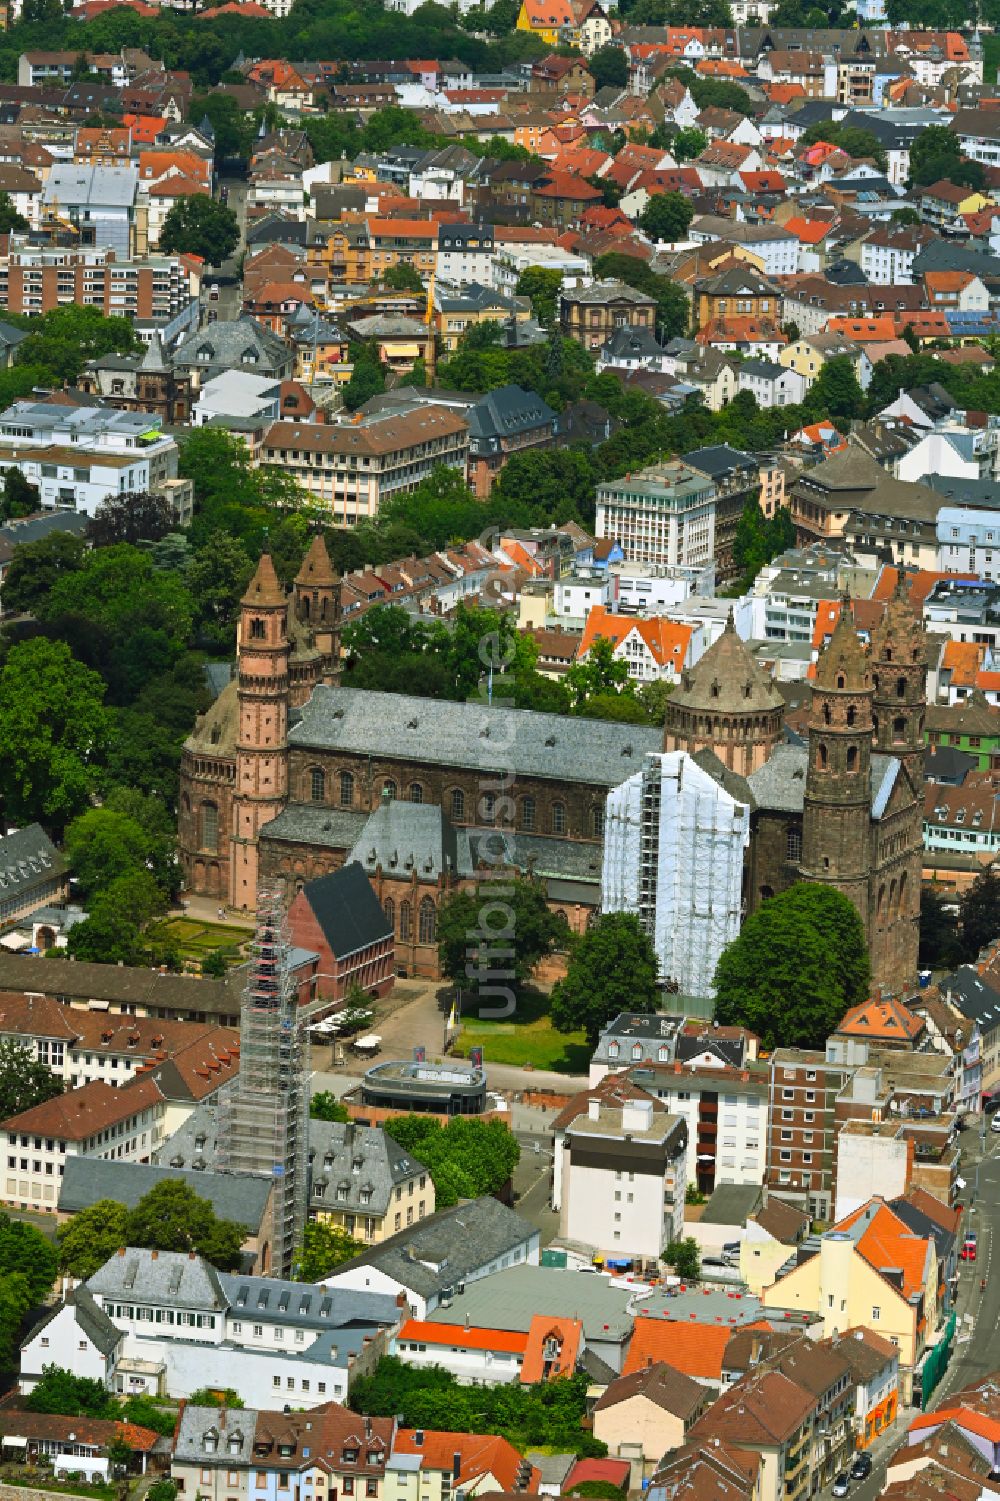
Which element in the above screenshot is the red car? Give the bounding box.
[961,1232,978,1262]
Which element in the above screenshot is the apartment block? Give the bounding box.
[0,244,202,321]
[260,408,469,526]
[596,461,717,570]
[765,1050,856,1221]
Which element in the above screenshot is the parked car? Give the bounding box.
[991,1114,1000,1133]
[832,1474,851,1497]
[961,1231,978,1261]
[850,1453,872,1481]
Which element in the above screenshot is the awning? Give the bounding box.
[355,1034,382,1049]
[2,1437,28,1448]
[0,933,30,951]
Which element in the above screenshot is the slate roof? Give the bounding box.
[260,805,368,850]
[748,742,898,815]
[299,861,393,959]
[288,686,662,786]
[326,1197,537,1299]
[685,443,756,479]
[58,1156,272,1233]
[171,317,292,377]
[27,1285,122,1358]
[669,614,785,716]
[308,1119,427,1216]
[600,326,663,361]
[0,823,66,904]
[89,1247,229,1310]
[349,801,473,884]
[467,384,556,445]
[0,952,238,1016]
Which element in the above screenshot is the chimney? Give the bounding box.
[452,1454,461,1483]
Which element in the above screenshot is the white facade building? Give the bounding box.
[596,462,717,571]
[936,505,1000,578]
[602,751,750,998]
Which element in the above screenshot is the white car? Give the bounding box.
[991,1115,1000,1133]
[832,1478,851,1498]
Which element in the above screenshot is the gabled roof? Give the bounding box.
[578,605,694,670]
[624,1319,734,1381]
[595,1360,707,1419]
[394,1430,540,1492]
[297,861,393,959]
[835,996,924,1043]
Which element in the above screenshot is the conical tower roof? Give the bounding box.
[871,572,925,661]
[295,534,338,587]
[140,332,167,373]
[815,600,868,689]
[242,553,285,607]
[670,612,785,713]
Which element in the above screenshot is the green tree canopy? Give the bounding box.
[24,1366,117,1418]
[551,912,659,1045]
[639,190,694,243]
[343,342,386,412]
[0,637,111,832]
[121,1180,245,1270]
[0,1038,63,1123]
[310,1091,350,1123]
[515,265,564,328]
[384,1116,520,1208]
[0,1213,58,1303]
[713,884,871,1049]
[592,252,690,340]
[297,1221,364,1282]
[672,126,707,162]
[14,304,138,384]
[57,1199,129,1281]
[159,194,240,265]
[437,876,563,1001]
[0,531,86,616]
[805,355,864,423]
[960,866,1000,961]
[588,44,628,91]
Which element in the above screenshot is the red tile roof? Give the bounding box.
[624,1319,735,1381]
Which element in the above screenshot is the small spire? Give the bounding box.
[295,534,338,587]
[242,553,285,607]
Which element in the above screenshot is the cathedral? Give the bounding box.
[178,540,926,995]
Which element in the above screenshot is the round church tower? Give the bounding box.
[663,612,786,776]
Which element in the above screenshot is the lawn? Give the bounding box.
[985,33,1000,85]
[452,989,589,1074]
[147,916,253,968]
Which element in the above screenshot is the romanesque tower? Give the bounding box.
[663,612,786,776]
[293,534,342,685]
[867,580,927,990]
[230,554,290,910]
[800,605,874,926]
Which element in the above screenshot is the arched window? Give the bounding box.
[786,826,802,863]
[182,793,190,816]
[200,802,219,854]
[339,770,354,807]
[481,791,496,823]
[847,705,856,727]
[450,788,465,821]
[418,898,436,943]
[592,806,606,838]
[409,783,423,804]
[893,716,906,742]
[400,901,411,941]
[823,703,832,726]
[897,871,908,918]
[877,884,886,918]
[309,767,325,803]
[837,673,845,689]
[250,617,266,640]
[817,743,828,770]
[382,779,397,801]
[551,801,567,835]
[383,896,395,931]
[846,746,858,772]
[885,647,893,662]
[521,796,536,831]
[897,676,906,698]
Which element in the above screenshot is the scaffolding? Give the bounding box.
[603,753,750,999]
[218,886,309,1277]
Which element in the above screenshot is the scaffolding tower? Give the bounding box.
[218,886,308,1277]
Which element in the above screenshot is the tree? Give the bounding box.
[310,1091,350,1122]
[908,124,983,190]
[0,467,38,522]
[664,1237,700,1280]
[385,1117,520,1208]
[960,866,1000,961]
[891,206,921,226]
[437,876,562,1001]
[807,355,864,423]
[296,1220,364,1282]
[57,1199,129,1281]
[588,44,628,91]
[515,265,564,328]
[186,531,255,650]
[0,192,27,233]
[66,870,168,965]
[0,530,86,616]
[382,261,424,293]
[15,304,138,385]
[550,912,659,1045]
[159,195,239,265]
[123,1180,245,1270]
[64,808,156,899]
[0,1214,58,1303]
[919,887,962,972]
[86,491,174,548]
[639,190,694,243]
[566,635,634,711]
[201,949,229,978]
[0,1272,32,1370]
[25,1366,116,1418]
[187,1389,244,1409]
[0,1037,62,1124]
[343,343,386,412]
[592,252,690,340]
[732,497,768,586]
[672,126,707,162]
[713,884,870,1050]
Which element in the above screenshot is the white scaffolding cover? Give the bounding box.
[602,752,750,998]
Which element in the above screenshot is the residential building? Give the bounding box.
[0,824,67,932]
[560,281,658,352]
[308,1120,433,1245]
[1,1075,166,1213]
[466,384,556,497]
[595,460,717,570]
[576,608,697,685]
[592,1364,711,1483]
[551,1083,687,1260]
[633,1059,769,1194]
[683,443,772,582]
[392,1430,540,1498]
[20,1285,122,1395]
[437,222,496,286]
[259,408,470,526]
[765,1049,856,1221]
[832,1326,900,1452]
[687,1368,815,1501]
[737,359,807,408]
[41,165,138,258]
[760,1199,939,1400]
[171,318,295,392]
[0,242,200,320]
[389,1313,581,1387]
